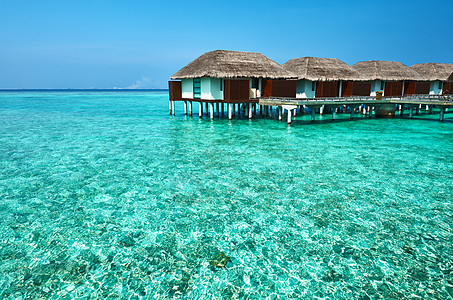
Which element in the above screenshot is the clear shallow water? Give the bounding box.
[0,91,452,299]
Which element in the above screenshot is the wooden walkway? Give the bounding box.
[258,95,453,123]
[259,95,453,107]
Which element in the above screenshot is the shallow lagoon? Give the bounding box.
[0,91,452,299]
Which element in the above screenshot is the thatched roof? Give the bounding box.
[171,50,296,80]
[410,63,453,81]
[448,72,453,82]
[282,57,365,81]
[352,60,425,81]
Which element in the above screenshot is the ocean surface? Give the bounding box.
[0,91,452,299]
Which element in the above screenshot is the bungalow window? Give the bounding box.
[193,78,201,99]
[312,81,316,91]
[380,81,384,90]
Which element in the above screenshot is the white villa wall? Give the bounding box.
[210,78,223,100]
[429,81,443,95]
[296,80,316,98]
[201,77,223,100]
[201,78,213,100]
[181,79,193,98]
[182,78,224,100]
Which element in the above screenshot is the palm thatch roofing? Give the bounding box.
[352,60,425,81]
[448,72,453,82]
[171,50,297,80]
[410,63,453,81]
[282,57,365,81]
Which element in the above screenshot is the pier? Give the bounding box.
[168,95,453,124]
[258,94,453,123]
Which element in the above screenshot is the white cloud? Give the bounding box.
[127,76,153,89]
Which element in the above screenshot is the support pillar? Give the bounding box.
[311,108,315,122]
[199,102,202,118]
[400,105,404,118]
[189,101,192,116]
[221,103,224,116]
[169,100,172,115]
[209,103,214,120]
[172,101,175,115]
[416,106,420,115]
[350,108,354,119]
[205,103,209,116]
[332,110,336,120]
[287,109,292,124]
[428,105,433,114]
[320,105,324,115]
[228,103,232,120]
[248,103,253,119]
[216,103,220,117]
[440,107,445,121]
[409,107,413,119]
[184,101,187,115]
[278,107,282,121]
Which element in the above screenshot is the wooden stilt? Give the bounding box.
[248,103,253,119]
[189,101,192,116]
[350,108,354,119]
[287,109,292,124]
[216,103,220,117]
[409,107,413,119]
[169,100,172,115]
[311,108,315,122]
[172,101,175,115]
[278,107,282,121]
[205,103,209,116]
[221,103,224,116]
[199,102,202,118]
[209,103,214,120]
[332,110,336,120]
[228,103,232,120]
[320,105,324,115]
[428,105,433,114]
[400,105,404,118]
[184,101,187,115]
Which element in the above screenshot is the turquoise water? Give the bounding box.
[0,91,452,299]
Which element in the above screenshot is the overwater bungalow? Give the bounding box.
[169,50,296,109]
[410,63,453,95]
[351,61,425,97]
[282,57,366,98]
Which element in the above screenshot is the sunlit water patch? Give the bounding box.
[0,91,452,299]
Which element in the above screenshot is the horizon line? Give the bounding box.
[0,88,169,91]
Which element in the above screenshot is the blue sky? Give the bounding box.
[1,0,452,89]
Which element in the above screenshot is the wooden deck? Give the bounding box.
[258,95,453,107]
